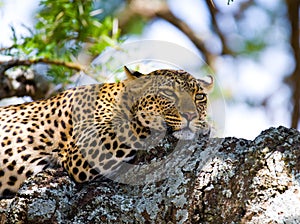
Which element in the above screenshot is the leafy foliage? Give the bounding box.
[4,0,120,83]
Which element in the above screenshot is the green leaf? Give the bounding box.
[3,0,121,84]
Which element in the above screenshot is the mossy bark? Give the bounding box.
[1,126,300,223]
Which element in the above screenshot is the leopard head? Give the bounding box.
[121,66,213,140]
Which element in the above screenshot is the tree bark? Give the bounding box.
[1,126,300,223]
[0,59,84,101]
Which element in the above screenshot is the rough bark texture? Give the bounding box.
[1,126,300,223]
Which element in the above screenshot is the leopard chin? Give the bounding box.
[172,129,196,140]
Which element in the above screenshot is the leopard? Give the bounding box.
[0,66,213,198]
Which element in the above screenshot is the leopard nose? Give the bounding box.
[181,112,197,121]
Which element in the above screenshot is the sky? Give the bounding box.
[130,0,292,139]
[0,0,38,46]
[0,0,293,140]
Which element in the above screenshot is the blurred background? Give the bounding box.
[0,0,299,139]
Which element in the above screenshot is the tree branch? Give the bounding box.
[155,7,212,63]
[286,0,300,128]
[0,45,16,52]
[205,0,233,55]
[0,69,52,100]
[0,58,85,75]
[123,0,215,66]
[0,58,84,100]
[2,127,300,223]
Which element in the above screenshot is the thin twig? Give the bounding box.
[0,58,85,74]
[205,0,233,55]
[0,45,15,52]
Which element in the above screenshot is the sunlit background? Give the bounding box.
[0,0,297,139]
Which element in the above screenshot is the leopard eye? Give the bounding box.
[195,93,207,102]
[161,89,177,99]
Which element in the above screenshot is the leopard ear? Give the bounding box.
[198,75,214,92]
[124,66,144,80]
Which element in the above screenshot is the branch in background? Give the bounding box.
[0,58,85,75]
[0,76,34,100]
[155,7,212,63]
[286,0,300,129]
[0,45,16,52]
[0,69,51,101]
[121,0,215,66]
[0,58,84,101]
[205,0,233,55]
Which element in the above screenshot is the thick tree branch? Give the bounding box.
[0,69,52,100]
[1,127,300,223]
[286,0,300,128]
[0,58,84,100]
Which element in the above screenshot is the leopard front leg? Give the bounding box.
[0,148,56,197]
